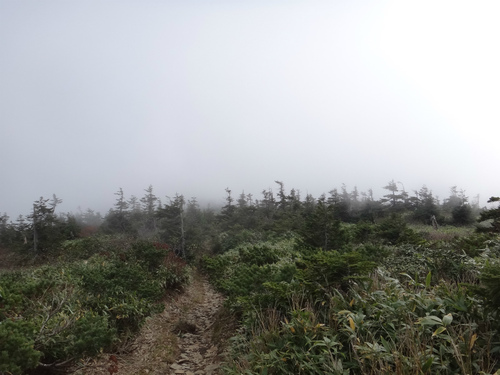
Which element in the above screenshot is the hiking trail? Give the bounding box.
[71,271,227,375]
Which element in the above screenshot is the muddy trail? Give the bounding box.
[71,272,229,375]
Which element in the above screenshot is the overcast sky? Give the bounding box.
[1,0,499,218]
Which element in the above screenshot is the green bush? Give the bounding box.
[296,251,376,293]
[382,245,477,284]
[352,221,375,243]
[131,240,170,271]
[452,232,494,257]
[0,237,191,373]
[239,243,281,266]
[206,233,500,374]
[60,236,104,261]
[38,313,116,362]
[231,310,345,375]
[0,319,41,375]
[376,214,424,245]
[475,260,500,312]
[356,243,392,262]
[73,256,164,301]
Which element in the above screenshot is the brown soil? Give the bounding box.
[70,272,230,375]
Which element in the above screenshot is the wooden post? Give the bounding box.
[431,215,439,230]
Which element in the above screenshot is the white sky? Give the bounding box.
[1,0,499,217]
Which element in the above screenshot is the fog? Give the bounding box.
[1,1,500,218]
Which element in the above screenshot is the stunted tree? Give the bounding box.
[287,188,302,212]
[301,194,349,251]
[102,188,134,234]
[380,180,407,211]
[478,197,500,233]
[237,191,248,209]
[442,186,464,213]
[412,186,440,224]
[330,186,352,222]
[259,188,276,222]
[141,185,158,233]
[28,195,65,253]
[158,194,186,258]
[114,188,128,214]
[183,197,214,252]
[0,213,16,248]
[275,181,287,211]
[442,186,474,225]
[220,188,235,220]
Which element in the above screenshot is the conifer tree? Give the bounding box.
[141,185,158,232]
[479,197,500,232]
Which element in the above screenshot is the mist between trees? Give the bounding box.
[0,180,489,258]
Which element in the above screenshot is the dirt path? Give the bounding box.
[71,272,227,375]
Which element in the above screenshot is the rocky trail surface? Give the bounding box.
[71,272,228,375]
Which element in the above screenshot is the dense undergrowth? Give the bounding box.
[202,226,500,375]
[0,237,190,375]
[2,184,500,374]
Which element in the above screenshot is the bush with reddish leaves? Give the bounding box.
[158,251,190,290]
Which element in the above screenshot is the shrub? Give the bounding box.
[452,232,494,257]
[158,251,191,290]
[234,310,345,375]
[0,319,41,375]
[352,221,375,243]
[0,237,191,373]
[296,251,376,293]
[475,260,500,313]
[131,240,170,271]
[60,236,104,261]
[37,313,116,362]
[376,215,423,245]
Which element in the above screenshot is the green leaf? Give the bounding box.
[380,336,393,353]
[417,315,442,326]
[425,271,432,288]
[442,313,453,326]
[432,326,447,337]
[422,357,433,373]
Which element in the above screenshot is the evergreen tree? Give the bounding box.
[275,181,287,211]
[301,194,348,251]
[184,197,214,253]
[442,187,474,225]
[141,185,158,232]
[260,188,275,217]
[237,191,248,209]
[452,203,474,226]
[158,194,186,257]
[0,213,16,247]
[27,195,68,253]
[478,197,500,232]
[380,180,406,212]
[412,185,440,224]
[102,188,133,234]
[381,180,399,208]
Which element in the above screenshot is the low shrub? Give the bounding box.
[0,319,41,375]
[207,232,500,374]
[0,237,191,373]
[376,215,424,245]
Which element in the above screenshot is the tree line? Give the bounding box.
[0,180,489,257]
